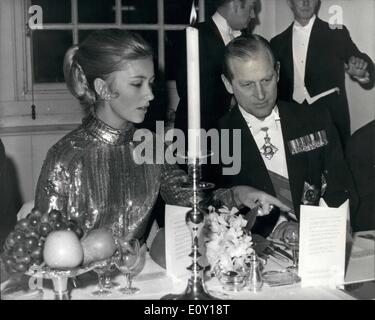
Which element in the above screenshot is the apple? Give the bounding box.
[81,228,116,265]
[43,230,83,270]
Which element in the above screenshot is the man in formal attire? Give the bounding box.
[345,121,375,232]
[270,0,373,148]
[217,35,358,238]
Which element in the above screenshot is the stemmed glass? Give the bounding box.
[104,265,121,289]
[115,238,141,294]
[91,259,113,296]
[283,228,300,275]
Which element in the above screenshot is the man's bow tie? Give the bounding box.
[250,116,278,135]
[293,23,308,31]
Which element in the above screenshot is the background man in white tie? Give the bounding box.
[216,35,358,238]
[270,0,374,148]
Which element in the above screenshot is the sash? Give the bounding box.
[268,170,296,219]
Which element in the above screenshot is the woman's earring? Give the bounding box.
[103,92,112,101]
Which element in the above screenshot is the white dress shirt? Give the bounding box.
[238,105,289,179]
[239,106,297,228]
[212,12,242,45]
[292,15,316,104]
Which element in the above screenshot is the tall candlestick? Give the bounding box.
[186,5,201,159]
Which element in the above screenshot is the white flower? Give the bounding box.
[205,206,253,272]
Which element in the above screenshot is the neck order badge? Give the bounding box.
[260,127,278,160]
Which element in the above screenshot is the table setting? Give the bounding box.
[1,199,373,300]
[1,141,373,300]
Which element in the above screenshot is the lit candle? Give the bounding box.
[186,3,201,159]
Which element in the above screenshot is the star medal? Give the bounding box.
[302,182,319,205]
[260,127,278,160]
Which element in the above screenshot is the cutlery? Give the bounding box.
[269,243,294,261]
[269,239,289,249]
[264,247,289,262]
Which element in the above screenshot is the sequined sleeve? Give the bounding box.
[159,163,191,206]
[34,146,71,215]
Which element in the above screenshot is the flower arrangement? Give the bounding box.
[204,206,254,273]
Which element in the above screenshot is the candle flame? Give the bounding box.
[189,1,197,26]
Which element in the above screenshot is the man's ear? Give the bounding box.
[275,61,280,82]
[221,74,234,94]
[286,0,292,10]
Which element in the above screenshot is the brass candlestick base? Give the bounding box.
[161,158,218,300]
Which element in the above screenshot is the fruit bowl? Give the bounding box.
[2,208,118,300]
[26,258,115,279]
[24,258,116,300]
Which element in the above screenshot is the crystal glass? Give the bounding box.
[215,265,249,292]
[283,228,300,274]
[115,238,140,294]
[91,260,113,296]
[103,265,121,289]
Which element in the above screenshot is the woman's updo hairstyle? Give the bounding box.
[63,29,153,115]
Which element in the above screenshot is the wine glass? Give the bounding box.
[103,264,121,289]
[283,228,300,274]
[91,260,113,296]
[115,238,140,294]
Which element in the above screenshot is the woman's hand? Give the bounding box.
[231,185,291,216]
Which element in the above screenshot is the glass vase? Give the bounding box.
[214,265,249,292]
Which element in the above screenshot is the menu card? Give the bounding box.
[298,199,349,288]
[164,205,207,280]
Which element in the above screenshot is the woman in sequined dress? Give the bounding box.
[34,29,289,241]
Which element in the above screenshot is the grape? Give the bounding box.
[15,219,31,232]
[30,247,43,260]
[38,223,51,237]
[66,219,84,238]
[37,238,45,248]
[4,256,16,268]
[25,236,38,251]
[13,231,26,243]
[50,220,66,231]
[49,209,62,221]
[15,263,28,273]
[18,255,31,266]
[66,220,78,231]
[14,244,27,258]
[40,213,49,224]
[26,230,39,238]
[5,233,17,249]
[28,216,41,228]
[30,208,42,218]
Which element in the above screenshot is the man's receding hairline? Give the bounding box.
[226,42,276,77]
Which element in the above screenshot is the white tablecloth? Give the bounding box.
[2,231,374,300]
